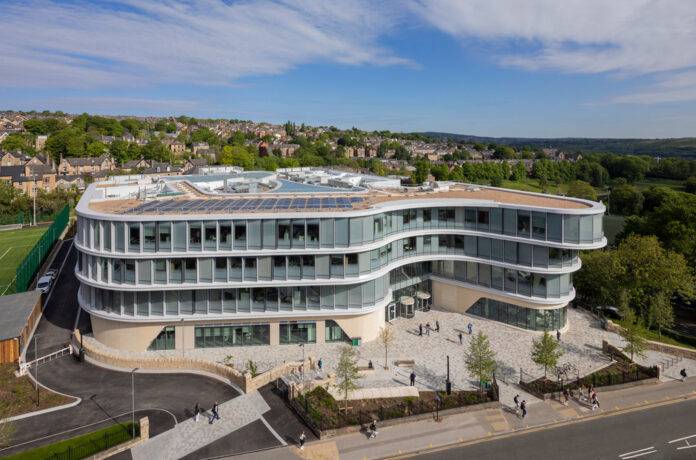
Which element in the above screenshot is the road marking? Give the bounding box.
[668,434,696,450]
[619,447,658,458]
[0,247,11,261]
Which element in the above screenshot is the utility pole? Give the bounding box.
[131,368,139,438]
[32,174,37,226]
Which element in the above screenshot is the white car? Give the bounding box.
[44,269,58,279]
[36,275,53,294]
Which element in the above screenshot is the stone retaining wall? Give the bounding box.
[605,320,696,360]
[93,417,149,460]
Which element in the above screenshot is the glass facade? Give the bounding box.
[467,298,567,331]
[325,320,351,343]
[148,326,175,350]
[279,321,317,344]
[194,324,270,347]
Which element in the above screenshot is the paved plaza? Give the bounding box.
[149,308,696,402]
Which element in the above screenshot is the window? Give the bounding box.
[125,260,135,283]
[128,224,140,251]
[422,208,432,224]
[158,223,171,251]
[326,320,351,343]
[532,212,546,240]
[273,256,286,279]
[229,257,242,281]
[103,222,111,251]
[503,209,517,235]
[517,211,531,237]
[199,258,213,282]
[477,209,489,230]
[292,222,305,246]
[564,215,580,243]
[280,322,316,344]
[302,255,315,278]
[137,260,151,284]
[154,260,166,284]
[277,221,290,246]
[185,258,197,282]
[288,256,302,279]
[173,222,186,251]
[307,220,320,247]
[215,258,227,282]
[234,222,246,247]
[204,223,217,250]
[219,223,232,249]
[331,255,344,277]
[115,223,125,251]
[345,253,358,276]
[403,237,416,253]
[169,259,183,283]
[465,208,476,228]
[143,223,156,252]
[148,327,175,350]
[547,214,562,242]
[244,258,256,280]
[189,223,202,250]
[194,324,270,347]
[373,215,383,238]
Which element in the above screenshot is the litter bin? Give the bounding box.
[351,337,361,346]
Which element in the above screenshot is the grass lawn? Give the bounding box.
[633,177,685,191]
[0,364,73,420]
[0,226,48,295]
[5,422,137,459]
[496,178,571,195]
[614,320,696,350]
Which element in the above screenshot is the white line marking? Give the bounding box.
[669,434,696,444]
[620,447,656,456]
[677,445,696,451]
[619,450,657,459]
[259,415,288,446]
[0,247,11,261]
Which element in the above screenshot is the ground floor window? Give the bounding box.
[279,321,316,344]
[325,320,351,343]
[467,298,566,331]
[148,326,175,350]
[194,323,270,348]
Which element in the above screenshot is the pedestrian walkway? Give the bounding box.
[234,377,696,460]
[131,391,272,460]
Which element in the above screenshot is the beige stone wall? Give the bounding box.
[333,307,385,343]
[431,279,567,315]
[91,315,165,351]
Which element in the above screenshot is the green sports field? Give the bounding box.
[0,225,48,295]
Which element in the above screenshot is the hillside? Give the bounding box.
[421,132,696,157]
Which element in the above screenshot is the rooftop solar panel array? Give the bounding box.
[124,196,364,214]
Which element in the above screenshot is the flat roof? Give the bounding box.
[0,290,41,341]
[87,182,594,216]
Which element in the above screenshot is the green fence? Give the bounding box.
[15,205,70,293]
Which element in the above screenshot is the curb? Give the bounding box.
[381,392,696,459]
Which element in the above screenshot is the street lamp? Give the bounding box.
[33,333,41,406]
[32,174,37,226]
[131,368,139,438]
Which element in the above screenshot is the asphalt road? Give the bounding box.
[416,398,696,460]
[4,243,312,458]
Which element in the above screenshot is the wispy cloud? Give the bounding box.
[0,0,410,89]
[409,0,696,103]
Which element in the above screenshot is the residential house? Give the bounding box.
[35,135,48,151]
[58,155,116,175]
[182,158,208,173]
[143,163,181,176]
[121,158,151,172]
[192,142,209,155]
[271,143,300,157]
[0,162,57,197]
[0,151,30,167]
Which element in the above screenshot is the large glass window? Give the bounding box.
[204,222,217,250]
[194,324,270,347]
[326,320,351,343]
[128,224,140,252]
[158,223,171,251]
[532,212,546,240]
[517,211,531,237]
[143,223,156,252]
[148,327,175,350]
[564,215,580,243]
[189,223,202,250]
[307,220,320,247]
[280,322,316,344]
[467,298,567,331]
[292,221,306,247]
[173,222,187,251]
[219,223,232,249]
[154,259,167,284]
[234,222,246,248]
[277,221,291,247]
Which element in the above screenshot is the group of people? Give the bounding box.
[513,394,527,418]
[418,321,440,336]
[193,402,221,424]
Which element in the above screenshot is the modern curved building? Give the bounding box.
[74,169,605,352]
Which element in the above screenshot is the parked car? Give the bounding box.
[44,268,57,279]
[36,275,53,294]
[597,305,624,320]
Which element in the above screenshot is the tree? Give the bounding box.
[378,326,396,369]
[620,310,647,362]
[412,160,430,184]
[334,345,360,411]
[648,292,674,339]
[566,180,597,201]
[686,176,696,194]
[610,184,643,215]
[220,146,255,169]
[510,162,527,181]
[531,331,564,378]
[465,332,497,395]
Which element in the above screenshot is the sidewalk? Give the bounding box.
[235,377,696,460]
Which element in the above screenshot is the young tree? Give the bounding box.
[465,332,497,395]
[378,326,396,369]
[648,292,674,339]
[621,310,647,362]
[531,331,564,378]
[334,345,360,411]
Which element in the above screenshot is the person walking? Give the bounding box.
[435,320,440,332]
[467,322,473,335]
[513,394,520,415]
[194,402,200,422]
[318,358,323,372]
[418,324,423,336]
[556,330,561,342]
[369,419,378,439]
[458,332,463,345]
[425,323,431,336]
[410,370,416,386]
[520,400,527,419]
[680,368,688,382]
[591,394,600,411]
[299,431,306,449]
[210,401,220,424]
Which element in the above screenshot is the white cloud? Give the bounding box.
[0,0,410,89]
[410,0,696,103]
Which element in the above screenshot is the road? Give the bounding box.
[3,243,311,458]
[416,398,696,460]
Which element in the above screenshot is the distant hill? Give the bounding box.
[421,132,696,157]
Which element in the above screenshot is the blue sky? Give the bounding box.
[2,0,696,138]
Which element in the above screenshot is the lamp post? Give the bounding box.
[180,318,184,358]
[131,368,139,438]
[32,174,37,226]
[446,355,452,395]
[33,333,41,406]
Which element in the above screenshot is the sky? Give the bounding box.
[2,0,696,138]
